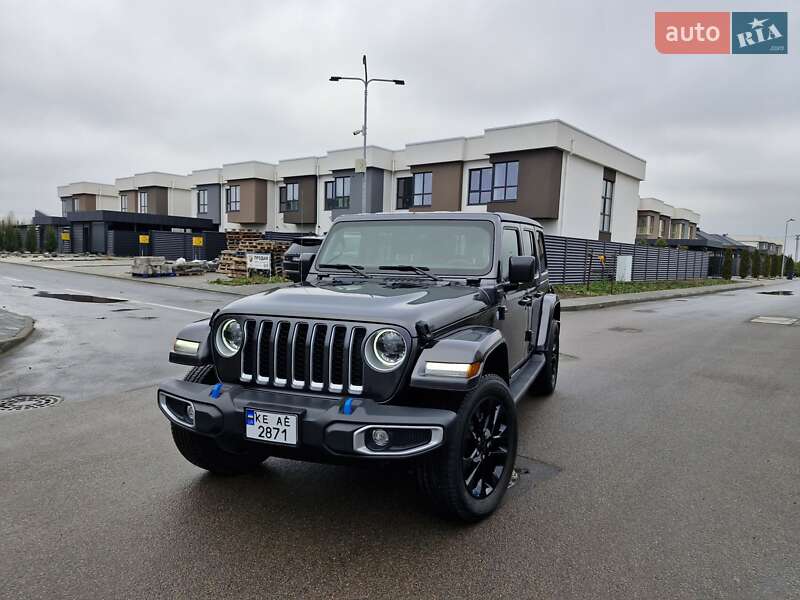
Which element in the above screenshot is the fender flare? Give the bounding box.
[535,293,560,353]
[410,326,505,392]
[169,319,213,366]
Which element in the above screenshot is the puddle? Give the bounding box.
[110,308,142,312]
[12,285,35,290]
[758,291,794,296]
[609,326,642,333]
[507,455,562,494]
[633,308,657,313]
[34,291,127,304]
[127,315,158,320]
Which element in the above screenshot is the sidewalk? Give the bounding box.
[561,280,767,311]
[0,309,35,354]
[0,255,287,296]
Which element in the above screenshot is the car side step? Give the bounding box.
[509,354,546,403]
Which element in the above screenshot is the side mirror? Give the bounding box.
[508,255,538,284]
[299,252,316,282]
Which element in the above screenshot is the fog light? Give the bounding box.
[185,403,195,425]
[371,428,390,447]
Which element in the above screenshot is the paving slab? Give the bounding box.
[0,255,287,296]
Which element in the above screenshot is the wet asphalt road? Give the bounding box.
[2,264,800,599]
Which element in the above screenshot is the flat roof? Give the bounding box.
[35,210,216,230]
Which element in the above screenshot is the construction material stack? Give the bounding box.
[218,230,290,278]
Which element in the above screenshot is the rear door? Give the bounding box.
[521,228,543,352]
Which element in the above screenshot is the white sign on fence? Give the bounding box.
[615,255,633,282]
[246,253,272,274]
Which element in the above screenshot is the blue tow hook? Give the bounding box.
[209,383,223,399]
[341,397,354,415]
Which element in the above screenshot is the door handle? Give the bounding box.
[518,297,532,307]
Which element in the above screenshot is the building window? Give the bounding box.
[226,186,240,212]
[468,167,493,205]
[600,177,613,233]
[197,189,208,214]
[62,198,74,216]
[396,177,413,209]
[492,161,518,201]
[138,191,148,213]
[325,176,350,210]
[413,172,432,206]
[280,183,299,212]
[637,216,648,235]
[120,194,128,212]
[660,219,667,238]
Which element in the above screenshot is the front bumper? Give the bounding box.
[157,379,457,462]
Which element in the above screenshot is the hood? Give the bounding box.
[219,280,490,335]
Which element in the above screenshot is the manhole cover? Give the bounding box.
[0,395,63,412]
[758,291,794,296]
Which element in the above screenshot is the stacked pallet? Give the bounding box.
[218,230,290,277]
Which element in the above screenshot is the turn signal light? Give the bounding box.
[424,361,481,378]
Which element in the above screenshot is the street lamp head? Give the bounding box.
[329,76,341,82]
[788,218,796,223]
[393,79,405,85]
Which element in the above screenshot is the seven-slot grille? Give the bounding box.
[239,319,368,395]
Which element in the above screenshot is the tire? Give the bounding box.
[532,320,559,395]
[173,365,267,475]
[417,374,518,522]
[171,425,268,476]
[184,364,219,385]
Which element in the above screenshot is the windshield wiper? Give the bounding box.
[378,265,441,281]
[318,263,370,278]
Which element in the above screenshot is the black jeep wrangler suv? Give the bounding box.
[159,211,560,521]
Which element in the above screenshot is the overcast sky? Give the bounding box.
[0,0,797,239]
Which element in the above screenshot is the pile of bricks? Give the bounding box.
[218,230,290,277]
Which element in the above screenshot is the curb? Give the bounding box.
[0,314,35,354]
[561,281,767,312]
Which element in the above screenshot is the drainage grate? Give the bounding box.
[750,316,798,325]
[0,395,63,412]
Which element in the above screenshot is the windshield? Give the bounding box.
[316,219,495,276]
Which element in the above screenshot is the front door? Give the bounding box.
[497,226,530,370]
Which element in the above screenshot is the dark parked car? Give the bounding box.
[283,235,324,282]
[159,212,560,521]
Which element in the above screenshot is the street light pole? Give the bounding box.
[794,234,800,264]
[780,217,795,277]
[330,55,404,214]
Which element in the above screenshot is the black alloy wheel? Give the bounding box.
[462,396,511,499]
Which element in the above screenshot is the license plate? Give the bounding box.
[244,408,298,445]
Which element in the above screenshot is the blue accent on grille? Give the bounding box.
[342,397,353,415]
[210,383,223,399]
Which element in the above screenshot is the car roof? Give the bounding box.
[333,211,543,229]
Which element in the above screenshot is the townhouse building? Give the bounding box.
[51,120,647,249]
[728,235,784,255]
[58,182,119,215]
[211,120,646,244]
[636,197,700,241]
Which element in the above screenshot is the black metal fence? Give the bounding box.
[544,235,709,285]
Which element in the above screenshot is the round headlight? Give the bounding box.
[366,328,407,371]
[215,319,243,358]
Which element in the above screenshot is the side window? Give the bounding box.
[521,228,533,256]
[500,227,520,280]
[534,230,548,273]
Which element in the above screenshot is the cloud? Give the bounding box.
[0,0,796,237]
